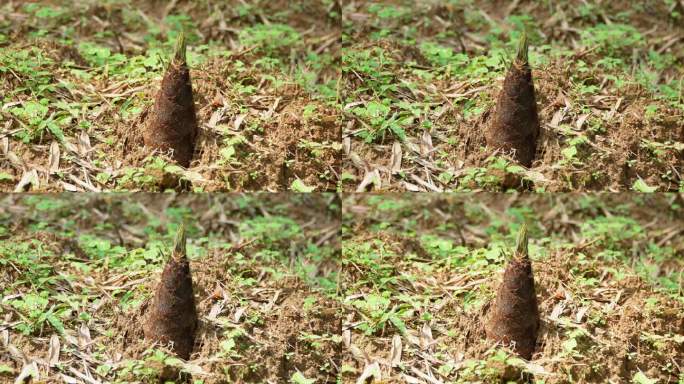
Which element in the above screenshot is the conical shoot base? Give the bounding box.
[143,224,198,360]
[143,32,198,167]
[485,224,540,360]
[485,31,540,168]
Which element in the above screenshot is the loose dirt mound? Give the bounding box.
[261,289,341,382]
[115,56,341,192]
[183,247,342,383]
[87,252,341,384]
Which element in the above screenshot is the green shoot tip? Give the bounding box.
[515,30,529,65]
[173,31,186,64]
[173,223,186,257]
[515,223,529,258]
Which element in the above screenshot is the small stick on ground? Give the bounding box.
[143,32,198,167]
[485,31,540,168]
[143,224,198,360]
[485,223,540,360]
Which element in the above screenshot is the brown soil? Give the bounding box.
[189,273,342,384]
[115,261,341,384]
[485,41,540,168]
[533,261,684,383]
[263,290,341,382]
[174,238,341,384]
[143,232,198,362]
[113,60,341,192]
[344,56,683,191]
[143,49,198,168]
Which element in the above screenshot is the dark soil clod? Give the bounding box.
[143,224,198,360]
[143,32,198,167]
[485,224,540,360]
[485,32,540,168]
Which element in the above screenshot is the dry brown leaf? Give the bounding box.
[233,307,245,323]
[234,114,246,131]
[349,151,366,171]
[607,97,623,120]
[7,344,26,363]
[405,139,420,154]
[208,109,224,128]
[61,181,83,192]
[1,329,8,346]
[390,141,402,174]
[47,334,60,367]
[550,108,565,128]
[410,174,442,192]
[389,334,402,367]
[67,366,103,384]
[264,97,281,119]
[575,306,589,323]
[68,174,100,192]
[410,366,445,384]
[549,301,566,320]
[356,169,380,192]
[48,141,60,174]
[14,361,39,384]
[402,181,423,192]
[349,344,367,362]
[420,130,433,160]
[7,151,25,171]
[420,323,434,351]
[576,113,590,130]
[356,361,381,384]
[342,328,351,348]
[63,138,79,154]
[78,323,92,351]
[522,361,554,376]
[208,303,223,320]
[1,136,8,154]
[78,130,91,156]
[14,169,38,192]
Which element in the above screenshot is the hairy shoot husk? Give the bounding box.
[485,224,540,360]
[485,31,540,168]
[142,31,198,167]
[143,224,198,361]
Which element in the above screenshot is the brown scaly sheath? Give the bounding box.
[485,223,540,360]
[142,32,198,167]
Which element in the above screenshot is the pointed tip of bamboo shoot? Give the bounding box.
[515,30,529,65]
[173,31,187,65]
[515,223,529,258]
[173,223,187,257]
